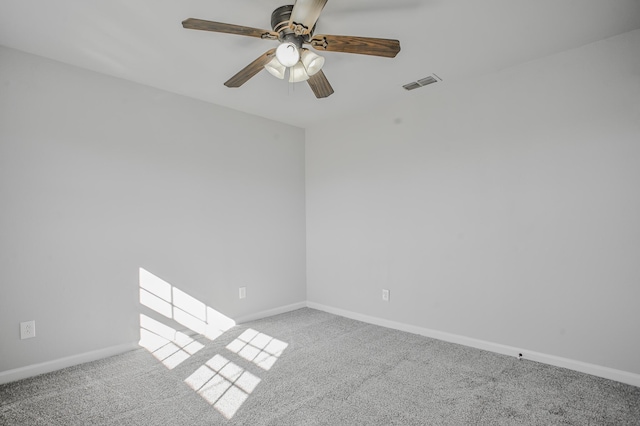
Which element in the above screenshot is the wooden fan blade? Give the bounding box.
[310,34,401,58]
[224,49,276,88]
[289,0,328,35]
[307,70,334,98]
[182,18,278,40]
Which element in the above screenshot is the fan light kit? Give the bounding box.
[276,42,301,67]
[182,0,401,98]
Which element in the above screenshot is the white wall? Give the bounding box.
[0,46,306,374]
[306,30,640,375]
[2,27,639,384]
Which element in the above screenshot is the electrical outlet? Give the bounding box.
[382,289,390,302]
[239,287,246,299]
[20,320,36,339]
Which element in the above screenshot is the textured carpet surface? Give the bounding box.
[1,308,639,425]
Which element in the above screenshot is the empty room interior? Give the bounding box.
[1,0,640,424]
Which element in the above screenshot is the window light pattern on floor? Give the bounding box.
[185,354,261,419]
[138,268,289,419]
[226,328,288,370]
[139,313,204,369]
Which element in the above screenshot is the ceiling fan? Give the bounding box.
[182,0,401,98]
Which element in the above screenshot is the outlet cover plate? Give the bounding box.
[382,289,390,302]
[239,287,246,299]
[20,320,36,339]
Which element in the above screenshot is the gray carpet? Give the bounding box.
[1,308,639,425]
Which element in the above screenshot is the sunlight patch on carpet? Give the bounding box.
[138,267,288,419]
[226,329,289,371]
[185,354,262,419]
[138,314,205,369]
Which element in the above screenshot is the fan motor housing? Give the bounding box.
[271,4,313,44]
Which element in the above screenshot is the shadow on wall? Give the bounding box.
[138,268,288,419]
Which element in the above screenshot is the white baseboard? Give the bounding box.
[0,342,138,385]
[306,302,640,388]
[4,303,639,388]
[0,302,306,385]
[234,301,307,324]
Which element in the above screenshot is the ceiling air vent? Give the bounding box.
[403,74,441,91]
[402,82,421,91]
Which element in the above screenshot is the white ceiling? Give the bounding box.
[2,0,640,128]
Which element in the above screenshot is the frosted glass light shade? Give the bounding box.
[264,57,286,79]
[275,42,300,67]
[301,49,325,76]
[289,62,310,83]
